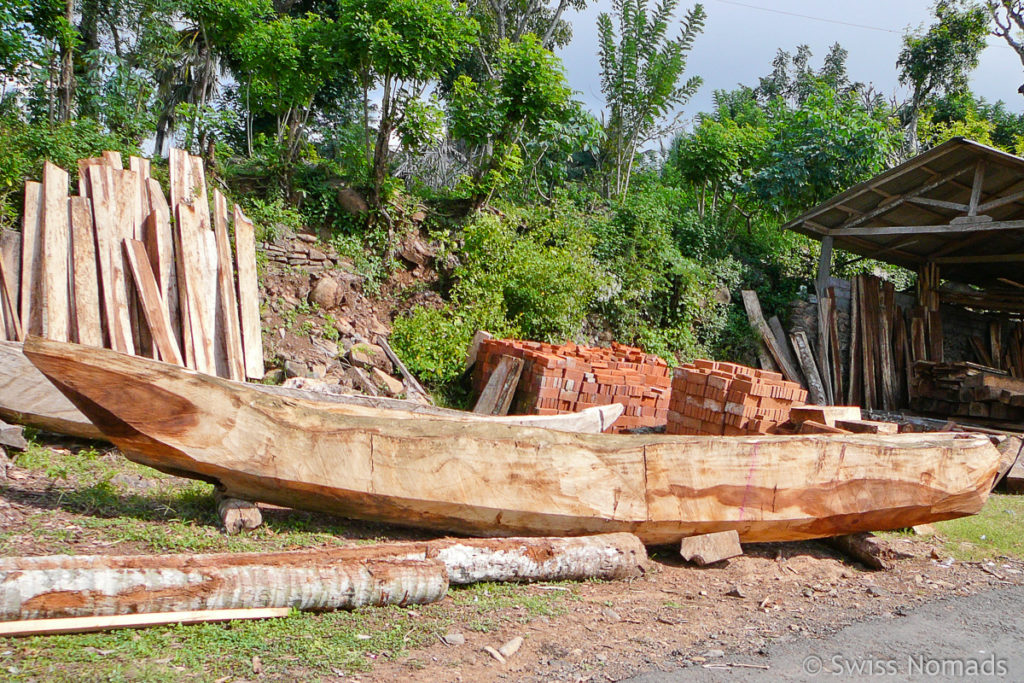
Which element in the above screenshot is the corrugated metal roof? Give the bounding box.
[782,138,1024,286]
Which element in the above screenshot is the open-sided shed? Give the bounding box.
[780,138,1024,423]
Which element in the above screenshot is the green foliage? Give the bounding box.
[597,0,705,197]
[747,81,901,215]
[0,113,136,228]
[447,34,576,203]
[392,205,604,384]
[238,194,303,243]
[898,0,988,106]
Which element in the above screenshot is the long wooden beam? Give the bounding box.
[933,252,1024,265]
[828,166,973,232]
[907,196,969,212]
[831,219,1024,237]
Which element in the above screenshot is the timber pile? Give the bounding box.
[666,360,808,435]
[910,360,1024,421]
[472,339,670,432]
[0,150,263,380]
[846,273,912,411]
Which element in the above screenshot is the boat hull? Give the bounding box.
[24,337,1002,544]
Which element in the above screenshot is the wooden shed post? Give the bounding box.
[815,236,834,297]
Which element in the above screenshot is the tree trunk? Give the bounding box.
[58,0,75,122]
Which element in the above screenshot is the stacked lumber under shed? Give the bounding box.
[0,150,263,380]
[910,361,1024,421]
[666,360,808,435]
[472,339,671,432]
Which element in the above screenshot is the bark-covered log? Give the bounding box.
[420,533,647,584]
[0,554,448,621]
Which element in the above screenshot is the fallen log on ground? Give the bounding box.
[0,533,646,621]
[0,554,448,620]
[418,533,647,584]
[0,607,290,637]
[824,532,912,571]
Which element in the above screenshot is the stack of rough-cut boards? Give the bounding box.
[0,150,264,380]
[910,360,1024,422]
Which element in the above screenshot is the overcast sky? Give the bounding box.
[557,0,1024,124]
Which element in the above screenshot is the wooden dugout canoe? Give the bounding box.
[0,340,621,439]
[24,337,1002,544]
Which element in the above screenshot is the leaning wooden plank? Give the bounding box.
[123,239,184,366]
[847,275,861,405]
[87,165,130,352]
[68,197,102,347]
[189,154,212,231]
[0,281,6,341]
[767,315,804,386]
[144,178,179,346]
[19,183,42,337]
[201,228,222,374]
[878,281,898,411]
[816,293,834,405]
[466,330,494,370]
[102,150,123,170]
[376,335,433,404]
[826,288,843,402]
[233,205,264,379]
[128,157,154,357]
[23,337,1003,545]
[0,246,22,341]
[110,169,145,355]
[175,204,216,374]
[741,290,801,384]
[0,608,291,637]
[0,341,103,439]
[0,553,447,621]
[212,190,244,380]
[0,230,21,309]
[168,148,191,210]
[76,157,106,196]
[788,330,826,405]
[473,354,523,415]
[40,162,71,341]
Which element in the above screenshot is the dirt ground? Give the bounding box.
[2,438,1022,682]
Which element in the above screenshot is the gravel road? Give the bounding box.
[628,585,1024,681]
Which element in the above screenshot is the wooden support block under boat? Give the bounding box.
[23,337,1005,545]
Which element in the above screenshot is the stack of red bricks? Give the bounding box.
[473,339,672,432]
[667,360,809,435]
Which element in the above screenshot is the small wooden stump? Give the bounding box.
[679,530,742,566]
[0,418,27,451]
[218,497,263,535]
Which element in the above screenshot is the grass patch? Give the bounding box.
[449,582,573,632]
[931,493,1024,561]
[0,605,446,681]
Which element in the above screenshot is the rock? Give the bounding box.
[348,343,392,374]
[483,646,506,664]
[398,233,435,267]
[372,367,405,396]
[367,316,390,336]
[262,368,286,385]
[0,446,8,479]
[297,234,317,243]
[498,637,523,659]
[679,530,742,566]
[911,524,936,536]
[441,632,465,646]
[337,187,369,215]
[703,649,725,659]
[311,363,327,379]
[334,318,356,338]
[218,497,263,534]
[310,276,343,310]
[411,211,427,223]
[601,607,621,623]
[725,585,746,598]
[866,585,887,597]
[283,359,311,379]
[308,248,327,261]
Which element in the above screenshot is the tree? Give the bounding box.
[897,0,988,154]
[597,0,705,199]
[447,34,579,205]
[988,1,1024,87]
[332,0,478,208]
